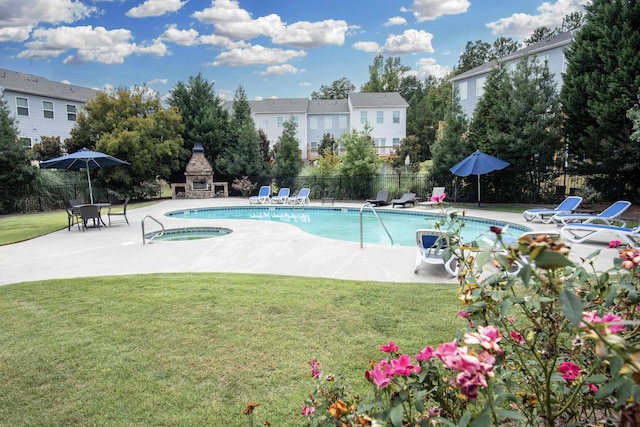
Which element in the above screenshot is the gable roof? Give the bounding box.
[348,92,408,108]
[249,98,309,114]
[0,68,100,102]
[450,30,574,82]
[307,99,349,114]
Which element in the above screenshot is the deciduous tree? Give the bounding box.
[310,77,354,100]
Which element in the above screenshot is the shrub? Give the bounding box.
[300,209,640,426]
[232,176,258,197]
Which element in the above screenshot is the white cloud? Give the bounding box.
[353,41,380,53]
[160,24,199,46]
[0,0,96,42]
[401,0,470,22]
[147,78,168,85]
[198,33,248,49]
[210,45,306,67]
[214,14,284,40]
[384,16,407,27]
[272,19,348,48]
[126,0,187,18]
[16,25,164,64]
[414,57,450,79]
[381,29,434,55]
[299,82,312,87]
[258,64,305,76]
[192,0,253,24]
[486,0,589,38]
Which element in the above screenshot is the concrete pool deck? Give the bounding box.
[0,198,622,286]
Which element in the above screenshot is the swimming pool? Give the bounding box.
[165,206,531,247]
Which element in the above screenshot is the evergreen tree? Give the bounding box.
[561,0,640,201]
[430,100,470,186]
[257,129,272,176]
[272,117,302,189]
[0,93,37,213]
[318,133,338,157]
[168,73,231,178]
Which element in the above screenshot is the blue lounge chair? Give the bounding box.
[413,229,459,277]
[551,200,631,226]
[249,186,271,204]
[289,188,310,205]
[561,223,640,247]
[270,188,290,204]
[522,196,582,224]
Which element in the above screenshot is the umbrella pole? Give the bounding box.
[477,174,481,207]
[86,161,94,204]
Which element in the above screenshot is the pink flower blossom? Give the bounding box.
[510,330,525,344]
[588,383,598,392]
[458,311,469,318]
[559,361,581,381]
[416,346,434,362]
[609,240,622,248]
[581,310,624,334]
[390,354,421,376]
[431,193,446,203]
[301,404,315,416]
[464,326,503,353]
[367,361,392,388]
[380,341,399,353]
[455,371,488,400]
[308,358,321,379]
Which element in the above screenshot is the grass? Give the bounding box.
[0,273,463,426]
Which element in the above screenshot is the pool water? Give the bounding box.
[165,207,531,247]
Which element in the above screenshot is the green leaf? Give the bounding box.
[495,409,526,420]
[559,288,583,327]
[584,374,608,384]
[533,250,574,269]
[458,412,471,427]
[605,284,618,306]
[471,411,490,427]
[595,377,625,399]
[389,404,403,427]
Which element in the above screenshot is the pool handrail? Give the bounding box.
[360,203,394,249]
[142,215,165,245]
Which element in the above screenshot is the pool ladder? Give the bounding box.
[141,215,165,245]
[360,203,394,249]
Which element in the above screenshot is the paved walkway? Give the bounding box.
[0,198,621,286]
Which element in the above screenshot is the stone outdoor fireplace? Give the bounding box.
[171,143,228,199]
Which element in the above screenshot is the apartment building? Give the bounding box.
[450,31,574,117]
[0,69,99,148]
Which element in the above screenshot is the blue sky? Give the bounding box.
[0,0,588,101]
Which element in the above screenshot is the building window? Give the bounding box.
[43,101,54,119]
[339,116,347,129]
[458,82,468,100]
[374,138,386,147]
[393,111,400,124]
[392,138,400,147]
[20,137,31,149]
[310,116,318,129]
[16,97,29,116]
[310,141,318,150]
[360,111,367,124]
[376,111,384,124]
[277,116,284,127]
[67,104,77,121]
[476,77,486,98]
[324,116,332,129]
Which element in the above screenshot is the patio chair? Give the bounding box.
[108,197,130,226]
[522,196,583,223]
[78,204,102,231]
[417,187,447,208]
[249,186,271,204]
[289,188,310,205]
[270,188,290,204]
[366,190,389,207]
[413,229,459,277]
[551,200,632,227]
[561,223,640,247]
[391,193,416,208]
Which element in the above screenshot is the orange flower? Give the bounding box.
[329,400,349,420]
[243,401,259,415]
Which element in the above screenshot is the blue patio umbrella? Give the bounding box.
[449,150,509,206]
[39,147,129,204]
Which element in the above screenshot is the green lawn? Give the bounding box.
[0,273,463,426]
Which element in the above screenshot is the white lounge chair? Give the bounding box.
[270,188,290,204]
[289,188,310,205]
[561,223,640,247]
[249,186,271,204]
[413,229,459,277]
[551,200,631,226]
[523,196,582,223]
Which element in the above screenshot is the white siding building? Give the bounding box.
[450,31,574,118]
[0,69,99,147]
[229,92,409,164]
